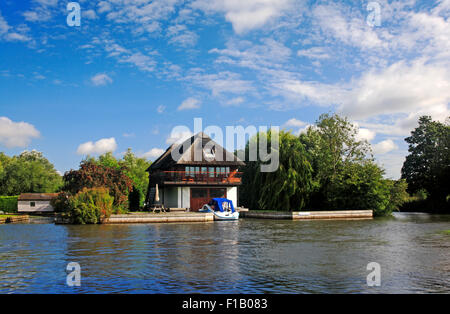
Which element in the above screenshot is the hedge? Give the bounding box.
[0,196,18,213]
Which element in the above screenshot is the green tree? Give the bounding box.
[0,151,62,195]
[121,149,151,210]
[240,130,313,211]
[299,113,398,216]
[88,149,151,210]
[401,116,450,208]
[66,187,114,224]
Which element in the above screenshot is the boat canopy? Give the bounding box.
[211,198,235,213]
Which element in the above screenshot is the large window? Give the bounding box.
[209,167,215,177]
[210,188,226,198]
[192,188,208,198]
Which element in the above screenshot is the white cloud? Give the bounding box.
[119,52,156,72]
[0,11,32,42]
[192,0,294,34]
[77,138,117,155]
[178,97,201,110]
[142,148,165,159]
[224,97,245,106]
[84,9,98,20]
[340,61,450,120]
[284,118,307,128]
[356,128,376,142]
[97,1,112,14]
[91,73,113,86]
[297,47,330,59]
[0,117,40,148]
[167,24,198,47]
[312,3,387,50]
[373,139,399,155]
[186,70,254,96]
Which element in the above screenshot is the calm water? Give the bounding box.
[0,213,449,294]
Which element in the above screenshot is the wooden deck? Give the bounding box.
[240,210,373,220]
[104,212,214,224]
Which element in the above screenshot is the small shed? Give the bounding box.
[18,193,59,213]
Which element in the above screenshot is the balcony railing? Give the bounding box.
[151,171,242,184]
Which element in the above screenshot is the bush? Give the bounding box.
[0,196,18,213]
[50,192,71,212]
[65,187,114,224]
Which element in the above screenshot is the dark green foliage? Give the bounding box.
[0,196,18,213]
[50,192,70,213]
[64,187,114,224]
[401,116,450,212]
[128,187,141,211]
[240,130,313,211]
[241,113,403,216]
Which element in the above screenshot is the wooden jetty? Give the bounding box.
[104,212,214,224]
[240,210,373,220]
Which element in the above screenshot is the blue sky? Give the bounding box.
[0,0,449,178]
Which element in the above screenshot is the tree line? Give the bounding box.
[0,113,448,221]
[240,114,449,216]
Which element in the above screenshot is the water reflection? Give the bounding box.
[0,213,449,293]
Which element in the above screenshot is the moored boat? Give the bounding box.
[199,198,239,221]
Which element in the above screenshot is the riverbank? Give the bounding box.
[240,210,373,220]
[0,214,29,224]
[55,212,214,224]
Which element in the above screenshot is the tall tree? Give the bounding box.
[86,150,151,209]
[240,130,313,211]
[299,113,374,210]
[401,116,450,207]
[0,151,62,195]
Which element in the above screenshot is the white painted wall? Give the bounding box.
[227,187,238,207]
[18,200,54,212]
[178,187,191,209]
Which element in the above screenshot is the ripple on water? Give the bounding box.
[0,214,449,293]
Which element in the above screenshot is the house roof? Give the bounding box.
[148,132,245,172]
[18,193,59,201]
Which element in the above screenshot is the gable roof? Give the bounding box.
[18,193,59,201]
[148,132,245,172]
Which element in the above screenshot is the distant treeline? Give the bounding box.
[239,114,449,216]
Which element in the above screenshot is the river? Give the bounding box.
[0,212,449,293]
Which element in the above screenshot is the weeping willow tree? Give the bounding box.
[239,130,313,211]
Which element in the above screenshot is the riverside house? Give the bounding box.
[18,193,58,213]
[145,132,245,211]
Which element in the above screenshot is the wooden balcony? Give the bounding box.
[150,171,242,186]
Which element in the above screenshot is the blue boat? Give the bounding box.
[199,198,239,221]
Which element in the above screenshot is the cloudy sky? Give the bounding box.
[0,0,449,178]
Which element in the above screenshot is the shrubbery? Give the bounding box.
[0,196,18,213]
[63,187,114,224]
